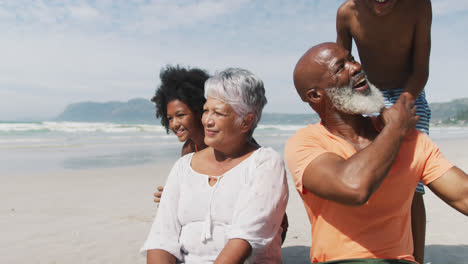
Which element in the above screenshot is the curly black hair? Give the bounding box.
[151,65,209,133]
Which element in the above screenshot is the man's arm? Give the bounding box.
[302,94,418,206]
[214,239,252,264]
[147,249,177,264]
[336,2,353,51]
[428,167,468,216]
[403,0,432,99]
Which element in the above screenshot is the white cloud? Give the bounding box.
[0,7,14,19]
[125,0,248,34]
[0,0,249,35]
[0,0,468,120]
[69,5,100,20]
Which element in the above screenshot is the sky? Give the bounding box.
[1,0,468,120]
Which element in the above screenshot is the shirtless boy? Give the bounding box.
[336,0,432,262]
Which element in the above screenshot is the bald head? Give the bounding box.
[293,42,385,116]
[293,42,342,101]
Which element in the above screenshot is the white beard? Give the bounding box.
[325,81,385,115]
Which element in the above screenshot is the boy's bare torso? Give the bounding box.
[338,0,429,90]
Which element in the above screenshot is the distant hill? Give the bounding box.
[55,98,319,125]
[429,98,468,125]
[261,112,319,125]
[56,98,156,123]
[55,97,468,125]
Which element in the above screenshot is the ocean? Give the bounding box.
[2,121,468,175]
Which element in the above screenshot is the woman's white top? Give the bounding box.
[141,147,289,263]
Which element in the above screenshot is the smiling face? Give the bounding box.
[295,43,384,115]
[202,97,244,149]
[166,99,204,143]
[313,43,369,94]
[328,51,368,93]
[319,44,385,114]
[362,0,399,16]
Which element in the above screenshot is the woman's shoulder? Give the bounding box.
[173,151,195,168]
[165,153,194,184]
[244,147,286,183]
[251,147,283,165]
[255,146,280,156]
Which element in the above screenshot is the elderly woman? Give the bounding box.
[141,68,289,263]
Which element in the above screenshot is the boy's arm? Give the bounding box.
[336,3,353,51]
[403,0,432,100]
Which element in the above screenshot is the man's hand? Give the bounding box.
[380,92,419,137]
[154,186,164,203]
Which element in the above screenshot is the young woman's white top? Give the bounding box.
[141,147,289,263]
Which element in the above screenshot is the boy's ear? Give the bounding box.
[241,113,255,133]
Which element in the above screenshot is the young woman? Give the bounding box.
[151,65,210,202]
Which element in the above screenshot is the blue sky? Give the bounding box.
[1,0,468,120]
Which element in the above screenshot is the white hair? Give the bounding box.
[325,80,385,115]
[204,68,267,137]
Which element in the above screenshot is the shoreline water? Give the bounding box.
[2,121,468,175]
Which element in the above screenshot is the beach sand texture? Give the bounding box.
[1,138,467,264]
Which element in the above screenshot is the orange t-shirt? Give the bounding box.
[284,122,453,263]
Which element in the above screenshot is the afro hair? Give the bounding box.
[151,65,209,133]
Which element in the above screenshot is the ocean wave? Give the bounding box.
[0,122,304,134]
[0,122,166,133]
[430,126,468,132]
[256,124,306,131]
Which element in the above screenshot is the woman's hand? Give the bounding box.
[147,249,176,264]
[153,186,164,203]
[214,239,252,264]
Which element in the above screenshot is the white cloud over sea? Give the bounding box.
[0,0,467,120]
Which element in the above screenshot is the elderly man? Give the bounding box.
[285,42,468,264]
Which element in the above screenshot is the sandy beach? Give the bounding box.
[1,137,468,264]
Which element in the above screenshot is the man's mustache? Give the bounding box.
[348,71,367,89]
